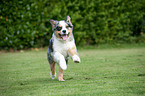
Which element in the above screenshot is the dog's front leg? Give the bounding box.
[68,46,80,63]
[54,52,66,81]
[54,52,67,70]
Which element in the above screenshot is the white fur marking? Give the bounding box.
[72,55,80,63]
[59,21,69,34]
[53,52,67,70]
[53,34,75,58]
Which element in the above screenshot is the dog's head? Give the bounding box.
[49,16,73,41]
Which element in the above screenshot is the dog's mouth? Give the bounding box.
[58,33,70,40]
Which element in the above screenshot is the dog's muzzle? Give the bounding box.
[58,33,70,40]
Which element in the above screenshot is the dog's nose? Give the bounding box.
[62,30,66,33]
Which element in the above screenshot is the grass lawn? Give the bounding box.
[0,44,145,96]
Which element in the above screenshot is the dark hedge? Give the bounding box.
[0,0,145,50]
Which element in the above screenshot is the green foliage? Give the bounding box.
[0,0,145,49]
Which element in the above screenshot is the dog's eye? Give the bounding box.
[66,24,72,29]
[66,26,69,29]
[56,26,62,31]
[68,24,72,28]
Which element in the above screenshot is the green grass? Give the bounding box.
[0,44,145,96]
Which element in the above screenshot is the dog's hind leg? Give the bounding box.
[58,67,65,81]
[50,61,56,79]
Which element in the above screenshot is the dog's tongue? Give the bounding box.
[62,35,68,40]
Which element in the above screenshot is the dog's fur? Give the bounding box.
[47,16,80,81]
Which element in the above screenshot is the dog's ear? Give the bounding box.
[49,19,58,29]
[65,15,73,27]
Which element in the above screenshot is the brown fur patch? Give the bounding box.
[55,31,62,39]
[58,67,64,81]
[68,28,72,37]
[50,62,56,76]
[68,45,77,57]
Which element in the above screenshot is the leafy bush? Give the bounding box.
[0,0,145,50]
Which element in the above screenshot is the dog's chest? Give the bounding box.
[53,38,74,57]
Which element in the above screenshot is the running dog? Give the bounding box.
[47,15,80,81]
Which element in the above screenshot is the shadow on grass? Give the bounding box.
[18,76,78,86]
[17,78,60,86]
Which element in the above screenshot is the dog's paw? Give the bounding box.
[72,55,80,63]
[58,79,65,81]
[50,72,56,79]
[58,76,65,81]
